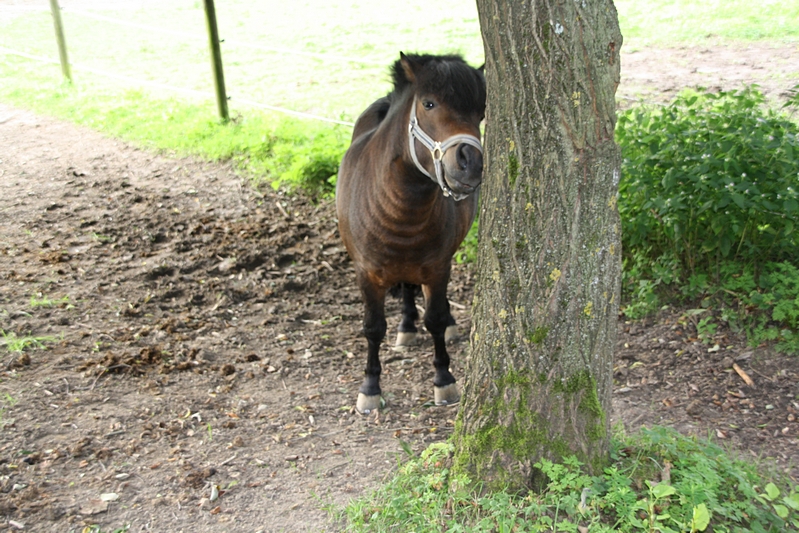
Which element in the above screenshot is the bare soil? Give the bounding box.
[1,43,799,533]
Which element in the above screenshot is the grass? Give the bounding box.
[615,0,799,46]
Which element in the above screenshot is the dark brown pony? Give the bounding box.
[336,53,486,414]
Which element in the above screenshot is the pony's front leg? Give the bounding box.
[422,282,460,406]
[357,273,387,414]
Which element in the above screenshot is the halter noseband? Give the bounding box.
[408,96,483,201]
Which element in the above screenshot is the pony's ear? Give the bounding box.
[399,52,419,83]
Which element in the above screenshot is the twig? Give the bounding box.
[220,453,238,466]
[733,363,755,387]
[275,201,290,219]
[748,366,776,384]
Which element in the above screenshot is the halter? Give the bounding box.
[408,97,483,201]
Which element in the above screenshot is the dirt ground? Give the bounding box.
[1,43,799,533]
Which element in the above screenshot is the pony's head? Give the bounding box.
[393,53,486,199]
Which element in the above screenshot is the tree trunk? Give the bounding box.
[452,0,623,491]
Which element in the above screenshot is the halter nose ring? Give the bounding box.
[408,96,483,201]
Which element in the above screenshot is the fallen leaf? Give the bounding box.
[99,492,119,502]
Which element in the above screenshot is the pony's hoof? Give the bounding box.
[445,325,460,343]
[356,393,383,415]
[395,331,418,346]
[434,383,460,406]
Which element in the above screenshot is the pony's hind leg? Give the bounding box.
[422,283,460,406]
[396,283,420,346]
[356,273,387,414]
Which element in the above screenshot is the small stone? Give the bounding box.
[219,363,236,376]
[686,400,703,416]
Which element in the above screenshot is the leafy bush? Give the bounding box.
[617,87,798,273]
[617,87,799,351]
[341,428,799,532]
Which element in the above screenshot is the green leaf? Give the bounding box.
[773,504,789,519]
[765,482,781,501]
[691,503,711,532]
[651,483,677,499]
[784,492,799,511]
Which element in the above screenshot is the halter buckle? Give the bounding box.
[432,143,443,161]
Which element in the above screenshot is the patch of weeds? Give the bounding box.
[719,261,799,353]
[91,232,114,243]
[696,315,718,344]
[243,120,350,197]
[30,293,72,308]
[80,525,130,533]
[0,330,58,353]
[340,427,799,532]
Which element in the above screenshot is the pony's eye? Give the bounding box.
[422,100,436,110]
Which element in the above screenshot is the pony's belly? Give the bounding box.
[360,251,447,288]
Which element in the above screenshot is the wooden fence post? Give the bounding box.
[203,0,229,122]
[49,0,72,82]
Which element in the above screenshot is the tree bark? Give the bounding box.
[452,0,622,491]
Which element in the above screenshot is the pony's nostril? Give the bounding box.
[456,144,473,170]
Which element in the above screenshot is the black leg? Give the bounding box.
[396,283,420,346]
[398,283,419,333]
[356,271,387,413]
[422,281,460,406]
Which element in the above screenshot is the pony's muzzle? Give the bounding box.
[444,143,483,193]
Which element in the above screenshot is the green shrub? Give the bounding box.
[616,87,799,351]
[341,428,799,532]
[617,87,798,273]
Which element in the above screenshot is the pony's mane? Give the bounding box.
[389,54,486,115]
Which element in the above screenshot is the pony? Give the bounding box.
[336,52,486,414]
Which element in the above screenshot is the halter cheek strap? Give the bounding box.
[408,97,483,201]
